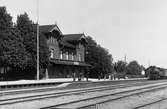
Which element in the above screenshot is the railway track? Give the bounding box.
[133,97,167,109]
[0,79,149,95]
[0,80,163,96]
[0,81,154,105]
[41,83,167,109]
[1,81,167,109]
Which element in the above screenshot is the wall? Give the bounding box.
[47,36,60,59]
[48,64,85,78]
[76,43,85,62]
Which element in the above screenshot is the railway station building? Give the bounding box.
[39,25,91,80]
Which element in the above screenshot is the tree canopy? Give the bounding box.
[114,60,127,74]
[16,13,36,68]
[0,7,13,66]
[85,36,113,78]
[0,7,50,80]
[16,12,50,79]
[126,60,142,75]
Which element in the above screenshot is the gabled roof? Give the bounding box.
[39,24,62,34]
[62,34,85,42]
[60,41,75,48]
[39,24,87,48]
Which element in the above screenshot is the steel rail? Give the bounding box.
[41,83,167,109]
[0,81,163,106]
[133,97,167,109]
[0,81,150,105]
[0,80,161,96]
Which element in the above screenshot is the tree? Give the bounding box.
[0,7,30,80]
[16,13,36,68]
[113,60,127,79]
[85,36,98,78]
[114,60,127,74]
[0,7,13,67]
[16,13,50,79]
[15,13,37,79]
[96,45,113,79]
[85,36,113,79]
[126,61,142,75]
[5,28,28,69]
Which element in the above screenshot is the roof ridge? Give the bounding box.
[63,33,84,36]
[39,24,62,34]
[39,24,56,26]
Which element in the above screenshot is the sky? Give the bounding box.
[1,0,167,68]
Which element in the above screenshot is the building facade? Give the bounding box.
[40,25,90,80]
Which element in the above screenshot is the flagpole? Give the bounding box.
[37,0,40,80]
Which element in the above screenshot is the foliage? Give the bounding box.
[0,6,13,66]
[126,60,142,75]
[0,7,28,68]
[0,8,49,80]
[16,13,50,68]
[0,7,33,80]
[16,13,50,79]
[16,13,36,68]
[5,28,28,69]
[85,36,113,78]
[114,60,127,74]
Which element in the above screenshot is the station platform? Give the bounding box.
[0,78,73,86]
[0,78,147,86]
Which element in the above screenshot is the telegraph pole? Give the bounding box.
[36,0,40,80]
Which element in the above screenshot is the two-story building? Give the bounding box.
[40,24,91,80]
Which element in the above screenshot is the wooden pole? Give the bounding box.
[36,0,40,80]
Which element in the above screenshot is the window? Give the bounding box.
[71,53,74,60]
[60,51,63,59]
[50,37,52,43]
[50,49,54,58]
[66,52,68,60]
[78,54,81,61]
[50,36,55,43]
